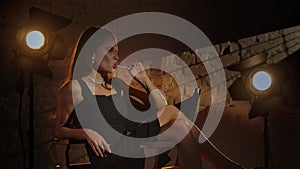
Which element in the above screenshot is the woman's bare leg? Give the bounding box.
[157,105,245,169]
[159,119,203,169]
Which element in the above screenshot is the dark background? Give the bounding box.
[0,0,299,168]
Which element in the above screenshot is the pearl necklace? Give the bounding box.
[85,76,105,85]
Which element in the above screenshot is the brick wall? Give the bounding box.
[116,25,300,109]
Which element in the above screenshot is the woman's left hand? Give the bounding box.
[128,62,149,83]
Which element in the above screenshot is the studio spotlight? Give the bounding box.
[26,30,45,50]
[248,69,272,95]
[13,6,72,78]
[252,71,272,91]
[13,6,71,169]
[228,52,289,169]
[15,25,51,60]
[228,52,268,100]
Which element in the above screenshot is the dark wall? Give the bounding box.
[0,0,299,169]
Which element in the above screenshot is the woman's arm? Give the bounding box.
[128,63,168,110]
[55,80,111,157]
[55,80,87,139]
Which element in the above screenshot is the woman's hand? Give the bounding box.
[128,62,150,84]
[84,129,111,157]
[127,62,158,93]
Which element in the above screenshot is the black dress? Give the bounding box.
[65,78,169,169]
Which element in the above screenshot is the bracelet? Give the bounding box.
[149,89,168,109]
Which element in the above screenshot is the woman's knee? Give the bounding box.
[165,105,182,119]
[165,104,179,111]
[159,119,191,141]
[158,105,183,126]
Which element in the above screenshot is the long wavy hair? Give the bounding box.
[61,27,115,88]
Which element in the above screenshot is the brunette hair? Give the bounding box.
[61,26,115,87]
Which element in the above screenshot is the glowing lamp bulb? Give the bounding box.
[252,71,272,91]
[26,31,45,50]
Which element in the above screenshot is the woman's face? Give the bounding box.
[93,36,119,73]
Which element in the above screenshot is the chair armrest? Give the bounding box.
[53,137,91,167]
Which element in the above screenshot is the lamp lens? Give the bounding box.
[26,31,45,50]
[252,71,272,91]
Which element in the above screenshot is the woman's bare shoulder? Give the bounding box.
[57,80,82,104]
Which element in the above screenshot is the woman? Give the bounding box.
[55,27,247,169]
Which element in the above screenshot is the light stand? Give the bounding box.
[14,68,37,169]
[28,72,34,169]
[13,6,71,169]
[263,112,269,169]
[228,52,272,169]
[250,83,272,169]
[228,52,289,169]
[14,68,39,169]
[249,95,288,169]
